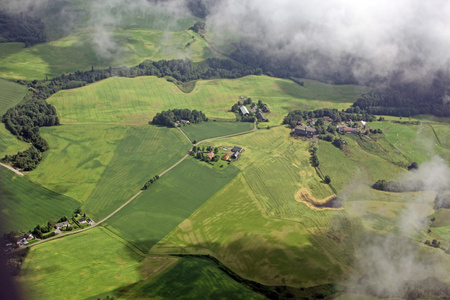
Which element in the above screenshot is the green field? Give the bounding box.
[181,121,254,142]
[26,125,191,220]
[19,227,144,300]
[368,121,450,164]
[118,257,265,300]
[48,75,368,126]
[0,78,31,159]
[0,29,214,80]
[104,158,240,252]
[152,127,360,287]
[0,167,78,233]
[0,1,215,80]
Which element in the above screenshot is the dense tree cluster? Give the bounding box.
[372,179,424,192]
[142,175,159,190]
[189,21,205,33]
[0,11,46,46]
[2,146,42,171]
[283,108,375,128]
[152,109,207,127]
[309,147,319,167]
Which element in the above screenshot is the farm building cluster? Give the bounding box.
[232,96,270,122]
[191,145,244,167]
[292,116,370,138]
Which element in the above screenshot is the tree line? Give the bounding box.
[372,179,424,192]
[151,108,207,127]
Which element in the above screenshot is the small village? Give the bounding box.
[291,116,372,139]
[4,213,95,250]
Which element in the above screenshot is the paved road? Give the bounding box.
[0,162,24,176]
[18,124,260,249]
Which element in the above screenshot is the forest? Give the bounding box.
[0,11,46,46]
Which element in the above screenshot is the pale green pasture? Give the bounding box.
[368,122,450,164]
[0,28,214,80]
[26,125,191,220]
[49,75,367,126]
[19,227,143,300]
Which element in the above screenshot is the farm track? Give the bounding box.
[18,123,260,249]
[0,162,24,176]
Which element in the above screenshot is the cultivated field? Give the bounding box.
[104,158,240,252]
[0,168,79,233]
[48,75,368,125]
[181,121,254,142]
[26,125,191,220]
[152,127,359,287]
[19,227,143,300]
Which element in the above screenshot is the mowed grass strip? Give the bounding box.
[104,158,239,252]
[0,167,78,233]
[48,75,368,125]
[124,257,265,300]
[19,227,143,300]
[181,121,254,142]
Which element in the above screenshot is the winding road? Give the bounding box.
[14,123,260,249]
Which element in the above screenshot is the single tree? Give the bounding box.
[324,175,331,184]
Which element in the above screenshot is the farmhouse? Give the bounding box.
[232,151,240,159]
[180,119,190,124]
[339,127,358,133]
[250,103,258,111]
[16,233,34,245]
[232,146,243,153]
[222,154,230,160]
[308,118,316,126]
[78,218,87,224]
[257,111,265,121]
[207,152,214,160]
[294,125,317,137]
[263,105,270,112]
[87,218,94,225]
[55,221,70,229]
[323,116,333,122]
[240,106,249,116]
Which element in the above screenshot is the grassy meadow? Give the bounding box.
[48,75,367,126]
[104,158,240,252]
[0,79,30,158]
[19,227,144,300]
[181,121,254,142]
[26,125,191,220]
[368,121,450,164]
[0,168,79,233]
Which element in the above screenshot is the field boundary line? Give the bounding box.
[0,162,24,176]
[99,226,146,257]
[177,127,192,143]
